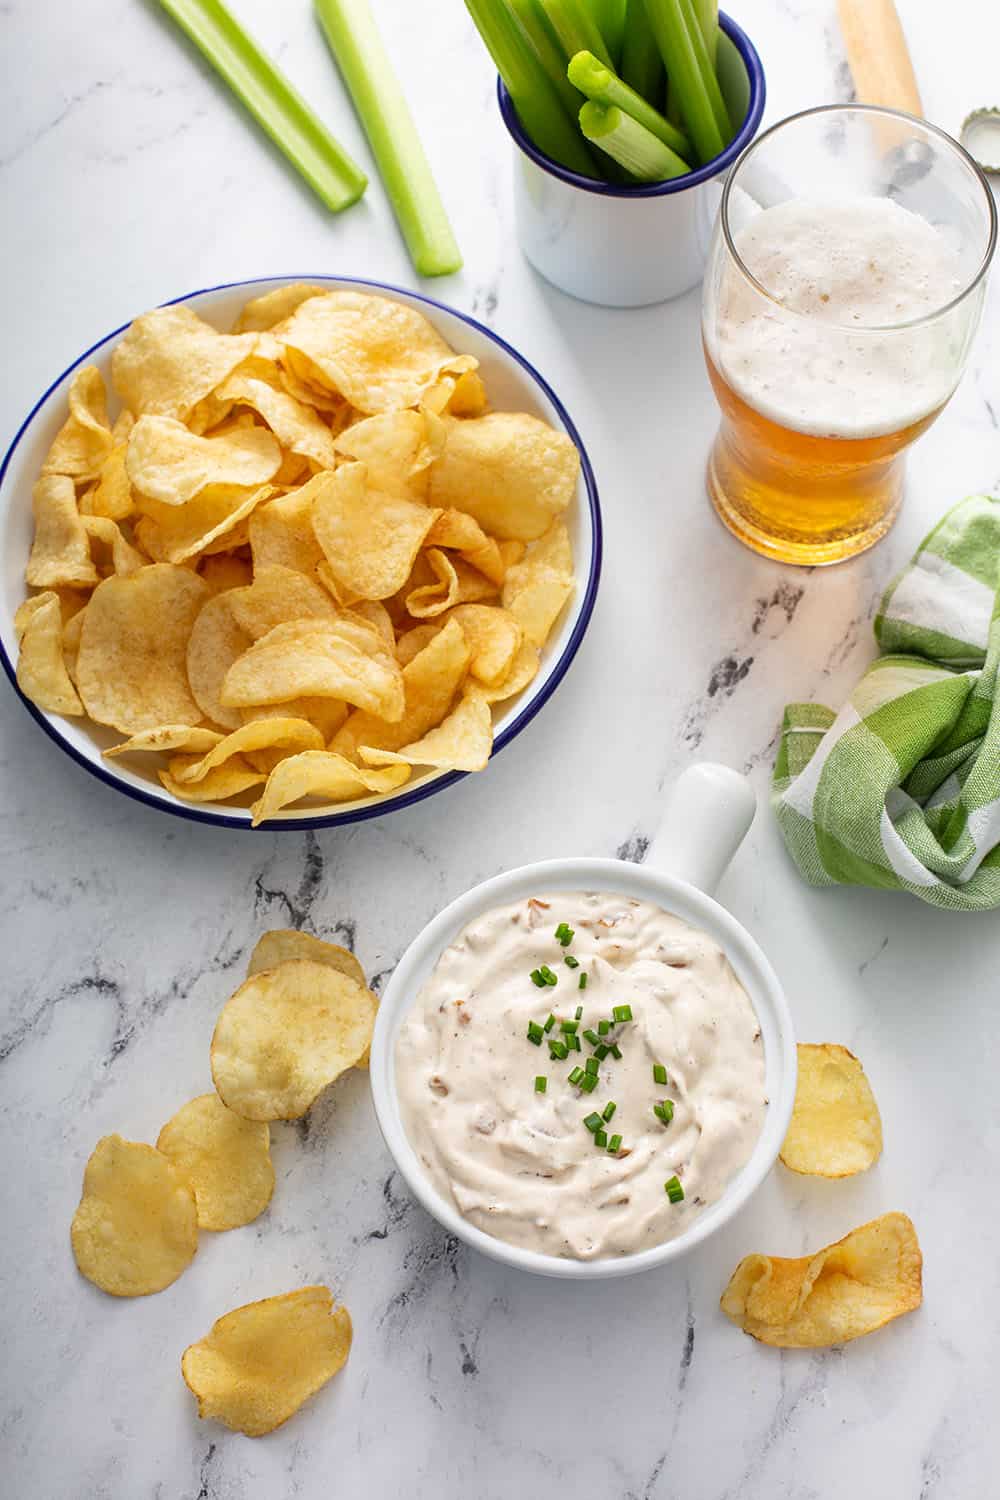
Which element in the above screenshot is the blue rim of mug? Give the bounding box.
[497,11,766,198]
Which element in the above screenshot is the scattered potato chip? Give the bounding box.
[186,592,252,731]
[16,591,84,715]
[312,462,440,602]
[157,1094,274,1231]
[241,697,348,742]
[211,958,377,1117]
[444,604,522,684]
[221,619,405,721]
[169,718,323,784]
[160,755,266,802]
[333,409,441,499]
[780,1044,883,1177]
[41,365,113,482]
[70,1134,198,1297]
[111,305,257,422]
[216,367,337,471]
[81,514,145,576]
[134,482,275,566]
[361,691,493,773]
[331,617,470,761]
[250,752,410,824]
[126,415,280,506]
[404,547,461,618]
[106,725,223,758]
[26,475,100,589]
[246,929,375,1066]
[80,444,134,521]
[248,474,333,575]
[233,282,328,333]
[429,412,579,540]
[423,368,489,418]
[467,640,540,703]
[278,290,475,413]
[228,564,339,640]
[501,520,574,646]
[76,564,208,732]
[426,508,505,585]
[721,1213,922,1348]
[13,591,56,642]
[181,1285,351,1436]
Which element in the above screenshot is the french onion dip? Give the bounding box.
[396,891,767,1259]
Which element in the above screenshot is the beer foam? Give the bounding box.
[712,196,968,439]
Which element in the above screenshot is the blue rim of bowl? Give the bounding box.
[497,11,765,197]
[0,275,603,833]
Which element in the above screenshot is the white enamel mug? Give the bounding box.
[369,763,797,1280]
[498,13,766,308]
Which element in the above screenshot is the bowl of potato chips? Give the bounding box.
[0,278,600,827]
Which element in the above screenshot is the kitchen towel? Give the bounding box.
[773,494,1000,911]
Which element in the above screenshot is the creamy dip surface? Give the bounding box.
[395,891,767,1260]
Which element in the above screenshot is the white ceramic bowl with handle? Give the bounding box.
[370,762,797,1279]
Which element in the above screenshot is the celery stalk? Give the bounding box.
[540,0,613,69]
[677,0,729,139]
[509,0,584,116]
[314,0,461,276]
[568,49,691,161]
[642,0,725,163]
[579,100,688,179]
[620,0,664,104]
[694,0,718,63]
[465,0,601,177]
[588,0,627,65]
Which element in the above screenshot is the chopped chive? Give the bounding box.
[584,1111,603,1133]
[527,1021,544,1045]
[543,1013,556,1033]
[535,1075,547,1093]
[569,1034,582,1051]
[549,1040,569,1060]
[597,1019,610,1036]
[584,1056,599,1076]
[530,968,545,987]
[607,1132,622,1153]
[539,964,558,986]
[582,1028,601,1047]
[653,1062,668,1085]
[602,1101,617,1122]
[568,1065,585,1085]
[665,1174,685,1203]
[609,1043,622,1060]
[612,1004,633,1023]
[564,955,580,969]
[594,1129,608,1148]
[579,1072,598,1093]
[560,1019,579,1035]
[593,1042,609,1061]
[575,1005,584,1020]
[653,1100,675,1125]
[579,973,588,990]
[554,922,575,946]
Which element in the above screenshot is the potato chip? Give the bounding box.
[331,617,470,761]
[344,598,395,651]
[211,958,377,1117]
[501,520,574,647]
[423,369,489,418]
[186,392,235,437]
[81,515,145,577]
[169,718,323,784]
[233,282,328,333]
[311,462,440,602]
[111,409,135,445]
[157,1094,273,1231]
[106,725,223,758]
[181,1286,352,1436]
[70,1134,198,1297]
[278,358,352,419]
[278,290,476,413]
[215,368,337,471]
[228,564,339,640]
[473,640,540,703]
[426,508,505,585]
[199,553,254,594]
[111,305,257,422]
[76,564,208,732]
[404,547,461,618]
[394,622,440,666]
[80,443,134,521]
[26,475,99,590]
[41,365,113,483]
[13,591,56,641]
[62,604,86,683]
[241,697,348,742]
[361,691,492,773]
[248,474,333,575]
[134,483,274,566]
[16,591,84,715]
[160,756,265,802]
[333,409,441,499]
[443,604,522,684]
[780,1044,883,1178]
[251,753,410,824]
[222,619,405,721]
[246,929,374,1065]
[721,1213,922,1348]
[428,412,578,541]
[186,592,252,731]
[126,415,280,506]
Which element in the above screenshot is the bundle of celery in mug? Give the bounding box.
[466,0,738,182]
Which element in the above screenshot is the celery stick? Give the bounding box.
[568,49,691,161]
[156,0,366,212]
[620,0,664,104]
[314,0,460,276]
[677,0,729,138]
[509,0,584,116]
[643,0,724,163]
[588,0,627,65]
[579,100,688,179]
[540,0,613,69]
[694,0,718,63]
[466,0,601,177]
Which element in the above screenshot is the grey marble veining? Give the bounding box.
[2,2,999,1497]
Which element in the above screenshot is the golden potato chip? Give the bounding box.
[41,365,113,483]
[199,553,253,594]
[111,305,257,422]
[780,1044,883,1178]
[126,415,280,506]
[62,604,86,682]
[186,392,235,437]
[344,598,395,651]
[215,368,337,471]
[721,1213,922,1348]
[157,1094,273,1231]
[333,409,441,499]
[278,358,352,418]
[16,592,84,715]
[70,1134,198,1297]
[228,564,339,640]
[331,616,470,761]
[211,958,377,1116]
[181,1286,351,1436]
[134,483,275,566]
[76,564,208,732]
[426,508,505,585]
[428,412,579,540]
[246,929,375,1066]
[111,409,134,444]
[404,547,461,618]
[13,591,56,641]
[312,462,440,602]
[394,622,440,666]
[472,640,540,703]
[361,691,492,773]
[169,717,323,784]
[106,725,223,758]
[160,755,266,802]
[241,697,348,742]
[186,592,252,731]
[423,369,489,418]
[248,474,333,575]
[81,515,145,577]
[251,752,410,824]
[221,619,404,721]
[26,475,99,590]
[80,444,134,521]
[501,519,574,647]
[278,289,476,413]
[234,282,328,333]
[445,604,522,684]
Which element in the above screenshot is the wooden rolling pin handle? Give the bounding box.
[837,0,923,116]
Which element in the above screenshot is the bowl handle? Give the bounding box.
[644,763,756,896]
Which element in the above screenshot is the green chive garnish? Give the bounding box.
[569,1034,582,1051]
[579,1073,598,1093]
[535,1075,547,1093]
[653,1100,675,1125]
[665,1175,684,1204]
[607,1133,622,1154]
[597,1019,610,1036]
[575,1005,583,1020]
[584,1056,599,1076]
[612,1004,633,1023]
[537,965,557,986]
[564,955,580,969]
[527,1021,544,1045]
[602,1101,616,1122]
[579,973,588,990]
[582,1028,601,1047]
[609,1044,622,1060]
[530,968,546,987]
[584,1112,602,1133]
[569,1065,585,1086]
[554,922,574,946]
[653,1063,668,1085]
[594,1129,608,1148]
[593,1042,609,1061]
[549,1040,569,1060]
[559,1020,578,1036]
[543,1013,556,1033]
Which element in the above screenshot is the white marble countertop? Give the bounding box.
[2,2,998,1496]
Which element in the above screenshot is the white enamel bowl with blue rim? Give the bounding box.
[0,277,601,831]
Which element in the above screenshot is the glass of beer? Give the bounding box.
[702,106,996,564]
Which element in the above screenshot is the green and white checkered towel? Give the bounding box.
[773,495,1000,911]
